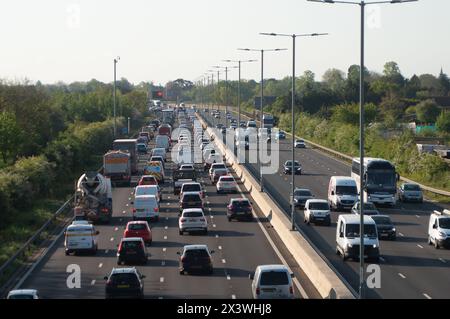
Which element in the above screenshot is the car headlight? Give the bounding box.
[439,231,447,238]
[347,243,353,248]
[373,244,377,248]
[392,228,396,232]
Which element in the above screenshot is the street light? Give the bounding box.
[307,0,418,300]
[259,33,327,230]
[212,65,239,127]
[222,59,257,129]
[113,56,120,138]
[238,48,287,192]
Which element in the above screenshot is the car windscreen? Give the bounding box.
[404,184,420,191]
[182,194,201,202]
[8,295,34,299]
[128,224,147,231]
[184,249,209,258]
[211,164,226,170]
[260,271,289,286]
[135,188,156,196]
[371,216,392,225]
[295,190,311,197]
[285,161,300,167]
[174,171,195,180]
[439,218,450,229]
[110,273,140,286]
[232,200,250,207]
[309,202,329,210]
[336,185,357,195]
[183,211,204,218]
[122,241,141,249]
[214,169,228,175]
[345,224,377,238]
[220,177,234,182]
[183,184,201,192]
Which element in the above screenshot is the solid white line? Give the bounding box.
[91,280,96,285]
[398,273,406,279]
[423,293,432,299]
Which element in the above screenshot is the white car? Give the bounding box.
[216,175,237,193]
[134,185,161,203]
[304,199,331,226]
[250,265,295,299]
[7,289,40,299]
[151,148,166,161]
[64,224,99,255]
[209,162,227,176]
[179,208,208,235]
[294,139,306,148]
[180,182,204,198]
[180,164,195,171]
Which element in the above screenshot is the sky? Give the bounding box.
[0,0,449,85]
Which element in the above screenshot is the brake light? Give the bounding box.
[180,218,187,223]
[101,208,108,213]
[200,218,206,222]
[256,288,260,295]
[181,256,186,262]
[154,207,159,212]
[132,208,136,213]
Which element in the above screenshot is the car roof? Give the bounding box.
[294,188,311,192]
[8,289,38,296]
[306,199,328,204]
[339,214,375,224]
[182,191,202,196]
[181,182,201,187]
[332,176,356,185]
[67,224,94,230]
[182,208,204,214]
[256,264,289,272]
[183,244,209,251]
[111,267,138,274]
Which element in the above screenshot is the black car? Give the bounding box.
[104,267,145,299]
[117,238,148,265]
[371,215,397,240]
[179,192,203,215]
[178,245,214,275]
[283,160,302,175]
[227,198,253,221]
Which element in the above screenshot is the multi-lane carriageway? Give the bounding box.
[17,113,321,299]
[203,108,450,299]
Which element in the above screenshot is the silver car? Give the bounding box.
[351,202,380,216]
[398,183,423,203]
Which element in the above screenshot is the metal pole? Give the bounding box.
[225,67,228,128]
[217,70,220,114]
[113,59,117,138]
[260,50,264,192]
[359,1,366,300]
[291,35,296,231]
[238,61,241,128]
[127,117,130,136]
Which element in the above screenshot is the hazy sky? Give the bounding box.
[1,0,449,85]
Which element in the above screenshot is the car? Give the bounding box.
[136,143,148,154]
[177,245,214,275]
[227,198,253,221]
[151,148,166,161]
[210,168,229,184]
[209,163,227,176]
[239,121,246,128]
[134,185,161,203]
[371,215,396,240]
[230,123,237,130]
[294,139,306,148]
[291,188,314,208]
[428,209,450,249]
[180,182,204,198]
[283,160,302,175]
[179,191,203,215]
[104,267,145,299]
[351,202,380,216]
[7,289,40,299]
[179,208,208,235]
[249,265,295,299]
[247,120,257,128]
[138,175,158,186]
[216,175,237,193]
[123,221,152,244]
[179,164,195,171]
[131,195,160,221]
[64,223,99,255]
[398,183,423,203]
[143,161,165,183]
[304,199,331,226]
[70,220,91,226]
[150,156,165,169]
[117,237,148,265]
[275,131,286,139]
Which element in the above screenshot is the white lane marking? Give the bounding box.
[207,201,211,205]
[232,295,236,299]
[439,258,446,264]
[399,232,404,237]
[163,248,167,252]
[128,197,131,201]
[208,208,212,211]
[416,215,420,218]
[164,236,167,240]
[398,273,406,279]
[165,226,168,230]
[167,203,171,206]
[213,224,216,228]
[423,293,432,299]
[110,237,114,242]
[98,263,103,268]
[222,259,226,264]
[227,275,231,280]
[168,196,171,199]
[105,250,109,254]
[91,280,96,285]
[379,256,385,262]
[122,211,126,214]
[218,246,222,250]
[126,204,129,207]
[210,215,214,219]
[215,234,219,238]
[417,244,424,249]
[114,227,118,231]
[160,277,165,283]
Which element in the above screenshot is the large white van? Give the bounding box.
[336,214,380,262]
[155,135,170,151]
[250,265,295,299]
[64,224,99,255]
[328,176,358,211]
[428,210,450,249]
[132,195,160,221]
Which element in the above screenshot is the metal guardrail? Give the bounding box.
[223,106,450,198]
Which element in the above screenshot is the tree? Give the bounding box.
[383,61,405,87]
[0,112,24,163]
[436,111,450,134]
[438,69,450,96]
[415,99,441,123]
[323,68,346,98]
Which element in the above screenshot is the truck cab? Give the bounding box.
[428,210,450,249]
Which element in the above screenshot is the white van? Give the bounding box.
[428,210,450,249]
[328,176,358,211]
[64,224,99,255]
[134,185,161,203]
[250,265,295,299]
[155,135,170,151]
[336,214,380,262]
[132,195,160,221]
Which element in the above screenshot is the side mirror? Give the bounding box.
[290,273,295,278]
[176,251,181,255]
[249,273,254,280]
[433,224,437,229]
[103,276,108,281]
[210,250,215,254]
[331,191,335,196]
[340,232,344,238]
[141,275,146,279]
[396,173,400,182]
[96,231,100,235]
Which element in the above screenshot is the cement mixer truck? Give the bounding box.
[74,171,113,224]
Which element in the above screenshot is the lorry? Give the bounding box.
[113,139,138,174]
[173,169,197,195]
[74,172,113,224]
[103,150,131,186]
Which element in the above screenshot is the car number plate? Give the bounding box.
[117,285,130,289]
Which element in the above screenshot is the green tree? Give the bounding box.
[438,69,450,96]
[0,112,24,163]
[436,111,450,134]
[415,99,441,123]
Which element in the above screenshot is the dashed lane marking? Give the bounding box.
[222,259,226,264]
[110,237,114,242]
[91,280,96,285]
[398,273,406,279]
[232,295,236,299]
[160,277,165,283]
[163,248,167,252]
[417,244,424,249]
[423,293,432,299]
[164,236,167,240]
[98,263,103,268]
[227,275,231,280]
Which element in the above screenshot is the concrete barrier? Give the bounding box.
[197,114,355,299]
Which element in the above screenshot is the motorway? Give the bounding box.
[202,107,450,299]
[17,111,319,299]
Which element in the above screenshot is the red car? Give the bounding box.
[138,175,158,186]
[123,221,152,245]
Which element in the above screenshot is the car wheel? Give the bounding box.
[227,217,231,222]
[203,229,208,235]
[427,236,432,245]
[179,270,184,275]
[65,250,70,256]
[435,240,440,249]
[179,230,183,235]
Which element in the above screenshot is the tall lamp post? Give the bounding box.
[307,0,418,299]
[113,56,120,138]
[212,65,239,127]
[259,32,327,229]
[222,59,257,129]
[238,48,287,192]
